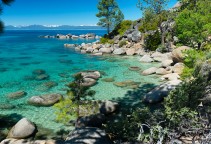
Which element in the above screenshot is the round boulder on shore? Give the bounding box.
[27,93,63,106]
[7,118,37,139]
[172,46,190,63]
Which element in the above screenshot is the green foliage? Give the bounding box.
[96,0,124,34]
[54,73,96,124]
[119,40,127,47]
[54,92,77,124]
[100,37,114,44]
[144,31,161,51]
[175,0,211,48]
[116,20,132,36]
[164,77,206,127]
[181,49,205,79]
[183,49,205,68]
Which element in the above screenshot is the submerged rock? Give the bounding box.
[7,118,37,139]
[0,103,15,110]
[7,91,27,99]
[35,74,49,81]
[129,66,140,71]
[113,80,140,88]
[65,127,113,144]
[101,78,115,82]
[28,93,63,106]
[43,81,58,89]
[32,69,46,75]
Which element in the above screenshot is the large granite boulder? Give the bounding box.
[152,52,172,62]
[65,127,113,144]
[82,78,97,87]
[139,55,154,63]
[7,91,27,99]
[7,118,36,139]
[86,47,94,53]
[28,93,63,106]
[172,46,190,63]
[76,114,106,128]
[143,80,182,104]
[132,30,142,42]
[113,48,126,55]
[99,48,112,54]
[126,48,136,56]
[99,101,119,115]
[156,68,172,75]
[79,71,101,80]
[161,59,173,68]
[142,67,158,75]
[172,63,185,75]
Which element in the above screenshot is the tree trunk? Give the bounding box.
[161,32,165,47]
[107,24,110,35]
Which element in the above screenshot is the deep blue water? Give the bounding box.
[0,30,160,138]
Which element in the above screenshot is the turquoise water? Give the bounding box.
[0,30,161,138]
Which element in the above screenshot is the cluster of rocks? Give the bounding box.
[67,70,101,87]
[24,69,50,81]
[141,46,190,104]
[40,33,101,40]
[0,100,118,144]
[65,40,147,56]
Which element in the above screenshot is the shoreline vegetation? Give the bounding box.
[1,0,211,143]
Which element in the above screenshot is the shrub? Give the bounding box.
[117,20,133,36]
[100,37,114,44]
[164,76,206,127]
[144,31,161,51]
[119,40,127,47]
[181,49,205,79]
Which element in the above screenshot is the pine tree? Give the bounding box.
[96,0,124,35]
[0,0,14,32]
[137,0,168,47]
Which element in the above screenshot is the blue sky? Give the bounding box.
[1,0,177,26]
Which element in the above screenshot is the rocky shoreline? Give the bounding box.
[39,33,101,40]
[64,39,190,104]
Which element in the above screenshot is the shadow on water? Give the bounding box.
[112,83,157,109]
